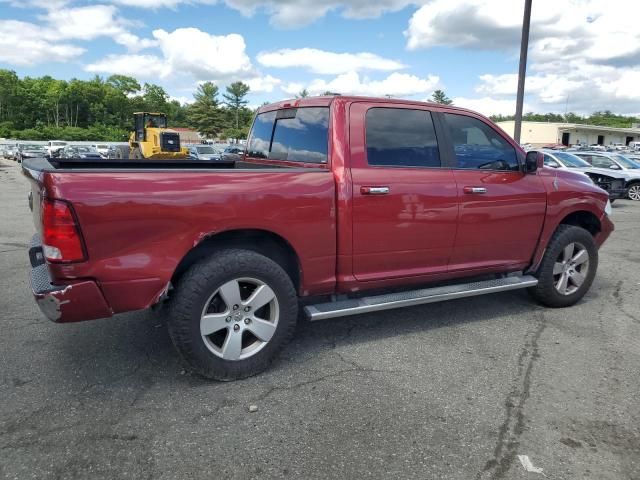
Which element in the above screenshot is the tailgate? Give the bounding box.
[22,163,45,234]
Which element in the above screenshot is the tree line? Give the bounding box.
[0,69,255,141]
[489,111,640,128]
[1,70,638,141]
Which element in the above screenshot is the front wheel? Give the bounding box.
[528,225,598,308]
[166,249,298,380]
[627,183,640,201]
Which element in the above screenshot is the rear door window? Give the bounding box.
[247,107,329,163]
[365,108,441,167]
[443,113,519,171]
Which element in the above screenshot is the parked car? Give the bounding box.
[91,144,110,158]
[45,141,68,158]
[222,145,244,162]
[533,149,628,202]
[187,145,224,160]
[24,96,613,380]
[573,151,640,201]
[4,143,19,160]
[16,144,47,163]
[61,145,103,160]
[0,143,11,159]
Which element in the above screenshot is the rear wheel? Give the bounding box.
[166,249,298,380]
[627,183,640,201]
[528,225,598,308]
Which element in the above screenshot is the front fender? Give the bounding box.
[527,168,611,273]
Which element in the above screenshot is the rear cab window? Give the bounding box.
[365,108,440,168]
[247,107,330,164]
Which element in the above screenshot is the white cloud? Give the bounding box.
[85,27,279,96]
[0,20,85,65]
[257,48,406,74]
[41,5,158,53]
[405,0,640,114]
[170,95,195,105]
[112,0,215,6]
[109,0,421,27]
[152,28,253,79]
[283,71,440,97]
[85,27,254,81]
[452,97,527,117]
[244,75,281,93]
[85,54,167,78]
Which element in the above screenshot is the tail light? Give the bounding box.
[42,199,86,263]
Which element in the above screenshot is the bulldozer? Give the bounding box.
[116,112,189,159]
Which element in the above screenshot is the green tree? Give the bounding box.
[296,88,309,98]
[188,81,223,138]
[142,83,169,112]
[222,81,250,129]
[431,89,453,105]
[107,75,141,96]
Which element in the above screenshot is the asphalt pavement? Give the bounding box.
[1,157,638,479]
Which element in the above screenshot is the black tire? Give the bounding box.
[528,225,598,308]
[166,249,298,381]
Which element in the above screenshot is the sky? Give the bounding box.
[1,0,639,116]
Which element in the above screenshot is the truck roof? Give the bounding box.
[257,95,482,118]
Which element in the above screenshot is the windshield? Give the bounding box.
[52,141,66,146]
[143,114,167,128]
[553,152,591,168]
[613,155,640,169]
[196,146,215,154]
[24,144,45,151]
[95,144,108,149]
[75,146,96,153]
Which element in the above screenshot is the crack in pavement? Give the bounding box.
[477,312,547,480]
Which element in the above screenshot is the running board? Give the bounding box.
[304,275,538,321]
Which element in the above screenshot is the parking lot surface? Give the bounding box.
[1,157,639,480]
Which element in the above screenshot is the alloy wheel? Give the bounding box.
[200,277,279,361]
[553,242,590,296]
[628,184,640,201]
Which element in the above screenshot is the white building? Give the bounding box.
[497,121,640,147]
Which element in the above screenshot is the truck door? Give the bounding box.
[439,112,547,271]
[349,103,459,282]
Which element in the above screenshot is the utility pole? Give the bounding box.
[514,0,532,144]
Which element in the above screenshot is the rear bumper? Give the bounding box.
[29,238,113,323]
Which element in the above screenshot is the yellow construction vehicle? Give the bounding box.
[116,112,188,159]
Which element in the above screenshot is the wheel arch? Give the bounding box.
[558,210,601,236]
[171,229,302,293]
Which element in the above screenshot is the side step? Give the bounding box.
[304,275,538,321]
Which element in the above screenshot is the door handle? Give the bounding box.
[361,186,390,195]
[463,186,487,194]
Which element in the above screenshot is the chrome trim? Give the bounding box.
[305,275,539,321]
[361,186,390,195]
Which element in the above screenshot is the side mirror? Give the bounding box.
[547,160,560,168]
[609,164,621,170]
[525,151,543,173]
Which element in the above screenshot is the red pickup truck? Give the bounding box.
[24,96,613,380]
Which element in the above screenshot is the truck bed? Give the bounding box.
[22,155,337,318]
[24,157,297,171]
